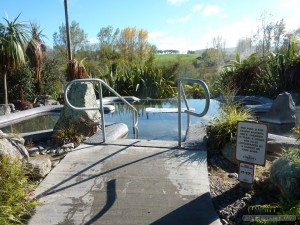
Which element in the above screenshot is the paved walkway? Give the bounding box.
[28,138,221,225]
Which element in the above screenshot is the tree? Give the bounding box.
[26,22,47,94]
[0,15,29,104]
[253,12,286,56]
[117,27,152,63]
[53,20,88,58]
[97,26,120,55]
[236,38,252,59]
[212,36,226,66]
[273,19,286,50]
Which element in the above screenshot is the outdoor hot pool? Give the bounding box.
[0,99,220,140]
[1,98,298,140]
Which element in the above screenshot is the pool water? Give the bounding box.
[1,113,60,134]
[106,99,220,140]
[0,99,220,140]
[1,99,299,140]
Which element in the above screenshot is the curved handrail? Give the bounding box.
[64,78,138,142]
[177,78,210,147]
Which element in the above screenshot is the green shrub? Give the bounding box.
[99,63,177,99]
[41,55,65,98]
[0,155,38,224]
[247,201,299,224]
[206,85,254,150]
[8,65,36,103]
[53,125,84,146]
[216,41,300,99]
[293,126,300,142]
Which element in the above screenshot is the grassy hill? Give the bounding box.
[155,53,202,66]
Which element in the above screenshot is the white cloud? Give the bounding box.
[199,20,258,49]
[167,3,202,24]
[277,0,299,10]
[167,13,192,24]
[275,0,300,31]
[88,37,98,44]
[148,32,187,53]
[148,31,166,39]
[201,5,222,17]
[192,4,203,12]
[167,0,189,6]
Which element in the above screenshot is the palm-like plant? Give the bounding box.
[26,22,46,94]
[0,15,29,104]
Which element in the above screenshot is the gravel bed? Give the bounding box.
[207,152,282,225]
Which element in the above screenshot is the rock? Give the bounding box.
[33,95,60,107]
[0,104,11,115]
[0,131,29,161]
[55,148,65,156]
[260,92,296,124]
[62,143,74,151]
[228,173,238,179]
[27,158,52,179]
[270,155,300,199]
[28,147,40,157]
[220,143,239,165]
[40,148,48,155]
[267,133,299,154]
[49,149,57,156]
[51,160,60,168]
[53,82,101,143]
[221,219,229,224]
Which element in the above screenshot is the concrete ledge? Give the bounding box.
[84,123,129,144]
[0,105,63,128]
[183,124,207,150]
[21,123,129,144]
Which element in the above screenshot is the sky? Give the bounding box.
[1,0,300,53]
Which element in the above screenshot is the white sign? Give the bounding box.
[235,121,268,166]
[239,162,255,184]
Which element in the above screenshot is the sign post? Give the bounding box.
[235,121,268,186]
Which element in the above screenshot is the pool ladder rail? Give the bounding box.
[63,78,138,142]
[177,78,210,147]
[64,78,210,147]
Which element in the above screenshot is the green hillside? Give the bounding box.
[155,53,202,66]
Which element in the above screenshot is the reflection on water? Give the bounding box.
[1,113,60,134]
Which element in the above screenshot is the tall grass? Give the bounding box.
[0,155,38,224]
[206,85,254,150]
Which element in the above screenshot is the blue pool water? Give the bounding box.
[0,99,220,140]
[105,99,220,140]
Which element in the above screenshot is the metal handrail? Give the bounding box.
[177,78,210,147]
[63,78,138,142]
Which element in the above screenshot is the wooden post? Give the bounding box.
[64,0,72,62]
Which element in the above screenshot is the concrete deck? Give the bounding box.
[28,138,221,225]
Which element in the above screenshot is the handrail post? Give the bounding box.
[98,81,106,142]
[178,80,182,147]
[180,83,190,127]
[177,77,210,148]
[133,111,138,139]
